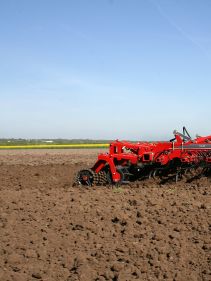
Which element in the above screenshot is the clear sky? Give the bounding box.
[0,0,211,140]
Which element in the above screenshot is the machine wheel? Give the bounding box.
[73,169,108,186]
[97,171,108,185]
[74,169,98,186]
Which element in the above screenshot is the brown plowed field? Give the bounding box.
[0,149,210,281]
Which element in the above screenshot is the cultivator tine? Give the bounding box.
[153,170,158,178]
[148,170,154,179]
[175,172,182,183]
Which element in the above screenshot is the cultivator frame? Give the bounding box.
[74,127,211,186]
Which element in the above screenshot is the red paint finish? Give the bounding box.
[92,128,211,183]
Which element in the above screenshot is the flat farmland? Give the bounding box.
[0,149,210,281]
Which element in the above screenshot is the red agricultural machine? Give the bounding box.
[74,127,211,186]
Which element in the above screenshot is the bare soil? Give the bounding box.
[0,149,210,281]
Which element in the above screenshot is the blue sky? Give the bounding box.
[0,0,211,140]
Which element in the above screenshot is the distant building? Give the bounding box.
[42,140,54,143]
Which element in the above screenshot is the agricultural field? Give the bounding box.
[0,139,110,145]
[0,149,210,281]
[0,139,109,149]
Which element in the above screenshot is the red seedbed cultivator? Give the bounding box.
[74,127,211,186]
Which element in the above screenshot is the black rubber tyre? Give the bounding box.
[74,169,98,186]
